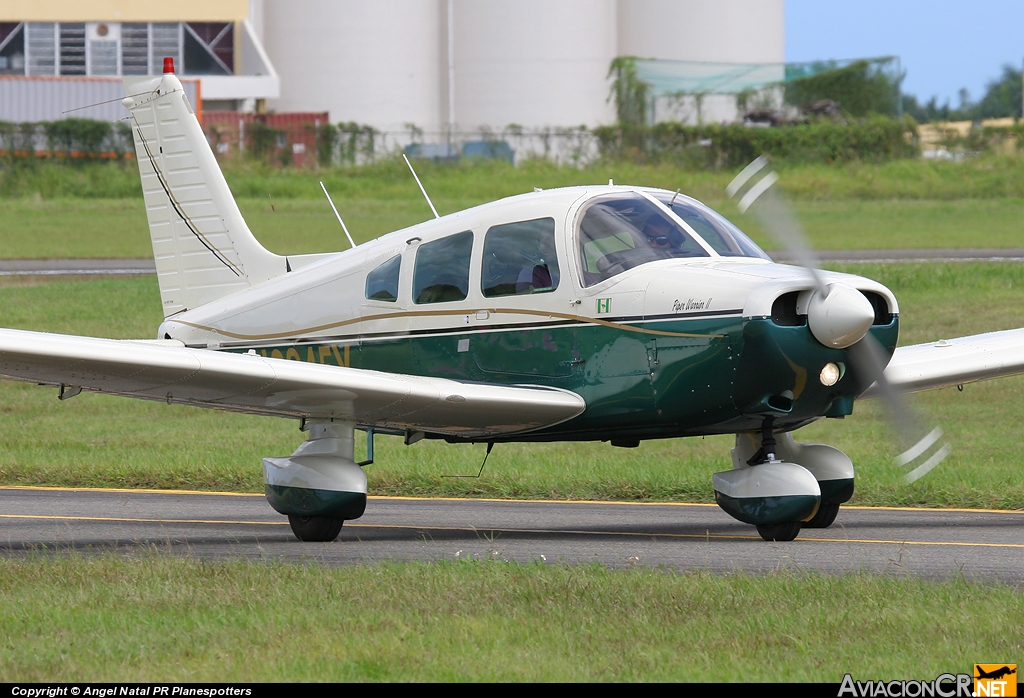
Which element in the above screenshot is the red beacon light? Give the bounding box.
[163,57,175,74]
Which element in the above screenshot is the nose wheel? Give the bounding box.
[755,521,802,542]
[802,501,840,529]
[288,515,344,542]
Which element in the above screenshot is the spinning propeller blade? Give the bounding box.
[727,157,950,482]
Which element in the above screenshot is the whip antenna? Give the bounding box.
[319,181,356,249]
[403,153,440,219]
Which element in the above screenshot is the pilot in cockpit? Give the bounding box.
[642,214,680,250]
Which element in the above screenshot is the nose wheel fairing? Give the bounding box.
[714,430,856,539]
[712,462,821,526]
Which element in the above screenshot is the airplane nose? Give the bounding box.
[806,283,875,348]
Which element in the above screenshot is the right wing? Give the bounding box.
[861,327,1024,398]
[0,328,586,439]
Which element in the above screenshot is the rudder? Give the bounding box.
[123,67,285,317]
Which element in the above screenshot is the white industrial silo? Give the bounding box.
[617,0,783,64]
[450,0,618,133]
[618,0,784,124]
[262,0,443,135]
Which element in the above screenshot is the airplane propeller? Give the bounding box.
[726,156,950,483]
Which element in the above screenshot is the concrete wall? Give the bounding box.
[0,0,249,22]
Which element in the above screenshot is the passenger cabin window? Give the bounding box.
[413,231,473,304]
[655,194,771,260]
[578,194,708,286]
[365,254,401,302]
[482,217,559,297]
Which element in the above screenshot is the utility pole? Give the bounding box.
[447,0,455,154]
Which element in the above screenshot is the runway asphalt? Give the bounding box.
[1,486,1021,581]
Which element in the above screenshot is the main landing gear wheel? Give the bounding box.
[288,515,344,542]
[756,521,802,542]
[802,502,840,529]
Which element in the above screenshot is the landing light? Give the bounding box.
[820,362,841,387]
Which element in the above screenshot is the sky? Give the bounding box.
[786,0,1024,107]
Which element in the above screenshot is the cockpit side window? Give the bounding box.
[577,194,708,286]
[365,254,401,302]
[413,231,474,304]
[655,194,771,260]
[482,217,559,297]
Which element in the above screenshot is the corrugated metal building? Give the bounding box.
[0,74,199,122]
[0,0,278,121]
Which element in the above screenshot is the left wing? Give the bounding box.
[0,328,586,439]
[862,327,1024,398]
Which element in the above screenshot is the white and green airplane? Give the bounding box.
[3,64,1024,543]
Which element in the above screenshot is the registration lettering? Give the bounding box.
[258,344,350,367]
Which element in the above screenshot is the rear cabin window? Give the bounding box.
[481,217,559,297]
[365,255,401,302]
[413,231,474,304]
[577,194,708,286]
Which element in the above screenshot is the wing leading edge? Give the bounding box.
[0,328,586,438]
[862,327,1024,399]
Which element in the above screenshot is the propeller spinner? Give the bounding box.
[727,156,950,483]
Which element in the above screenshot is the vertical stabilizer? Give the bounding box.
[124,70,285,317]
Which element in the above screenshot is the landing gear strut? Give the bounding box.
[263,422,368,542]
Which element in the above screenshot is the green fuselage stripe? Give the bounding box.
[220,313,898,444]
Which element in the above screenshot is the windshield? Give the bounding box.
[577,194,709,286]
[654,193,771,260]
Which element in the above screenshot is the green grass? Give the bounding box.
[4,196,1024,259]
[2,265,1024,509]
[9,153,1024,200]
[1,557,1021,682]
[5,156,1024,258]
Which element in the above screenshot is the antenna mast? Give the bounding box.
[403,153,440,219]
[319,181,356,249]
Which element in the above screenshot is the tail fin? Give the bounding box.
[124,71,285,317]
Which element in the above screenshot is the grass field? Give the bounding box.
[1,264,1023,509]
[5,156,1024,258]
[3,158,1024,682]
[1,557,1021,682]
[5,196,1024,259]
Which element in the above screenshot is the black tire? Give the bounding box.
[803,502,840,529]
[756,521,802,542]
[288,515,344,542]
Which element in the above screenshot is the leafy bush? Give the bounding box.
[595,116,918,167]
[244,120,280,161]
[0,119,134,163]
[784,60,901,117]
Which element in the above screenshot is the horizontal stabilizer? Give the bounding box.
[0,328,586,438]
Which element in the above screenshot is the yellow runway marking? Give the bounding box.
[4,486,1022,515]
[0,485,262,497]
[0,513,285,526]
[3,513,1023,549]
